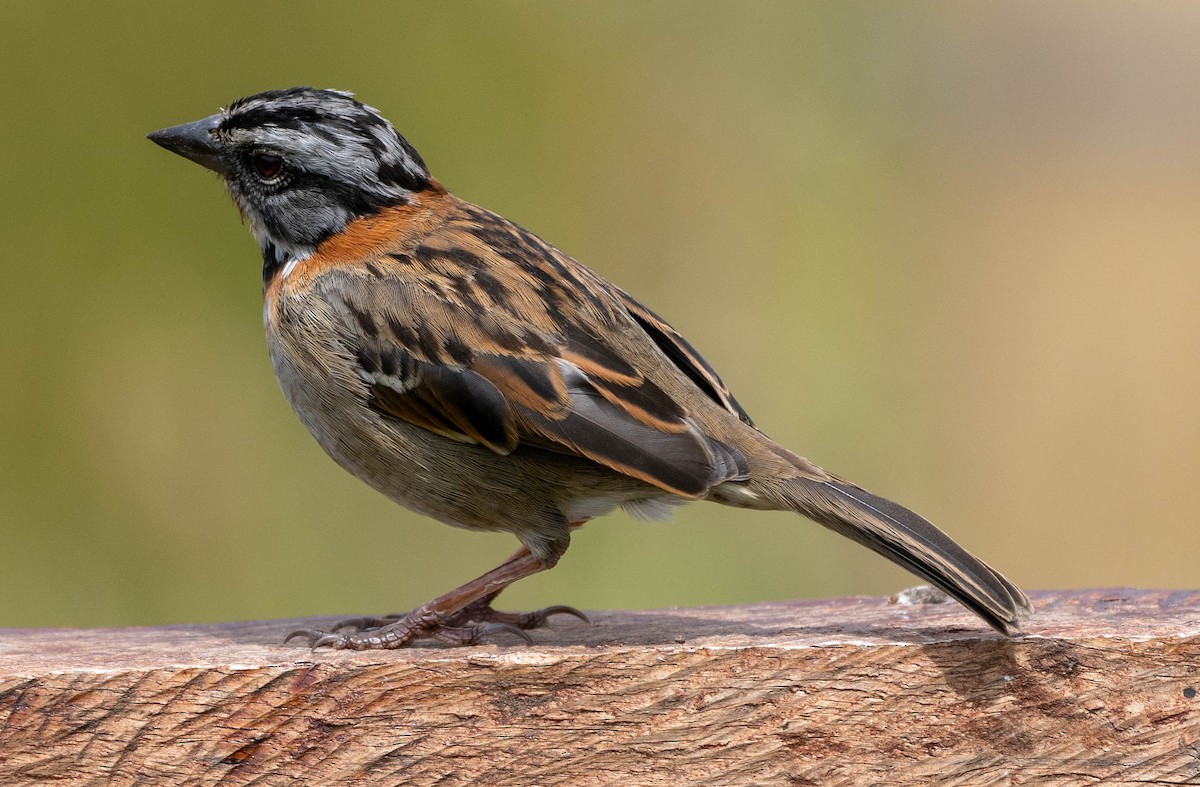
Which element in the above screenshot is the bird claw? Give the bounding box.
[330,613,401,632]
[312,632,348,649]
[536,605,591,625]
[285,628,350,649]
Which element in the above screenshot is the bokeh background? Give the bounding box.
[2,3,1198,628]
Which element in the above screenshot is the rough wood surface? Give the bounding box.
[0,588,1197,786]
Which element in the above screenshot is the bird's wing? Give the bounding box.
[610,291,754,427]
[311,208,751,498]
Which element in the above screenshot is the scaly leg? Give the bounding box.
[286,547,583,649]
[440,543,589,628]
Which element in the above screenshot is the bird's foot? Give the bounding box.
[285,549,585,650]
[285,613,534,650]
[285,601,587,650]
[328,593,589,634]
[443,598,590,630]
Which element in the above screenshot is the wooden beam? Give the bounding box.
[1,589,1198,784]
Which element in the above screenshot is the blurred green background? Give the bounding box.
[2,3,1197,628]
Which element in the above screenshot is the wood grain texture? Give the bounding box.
[1,589,1198,786]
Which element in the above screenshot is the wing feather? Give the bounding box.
[311,202,754,496]
[616,292,754,426]
[368,363,518,453]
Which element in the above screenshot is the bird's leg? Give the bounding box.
[328,543,589,637]
[440,587,588,629]
[440,545,589,630]
[287,546,579,650]
[326,522,592,639]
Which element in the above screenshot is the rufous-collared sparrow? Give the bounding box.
[148,88,1031,649]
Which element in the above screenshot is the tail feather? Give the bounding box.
[786,477,1032,635]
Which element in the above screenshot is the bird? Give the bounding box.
[147,87,1032,649]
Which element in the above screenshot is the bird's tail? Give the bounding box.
[782,475,1032,635]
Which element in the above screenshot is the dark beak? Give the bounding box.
[147,114,228,175]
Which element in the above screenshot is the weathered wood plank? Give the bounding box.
[1,589,1198,785]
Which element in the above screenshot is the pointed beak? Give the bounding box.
[147,114,229,175]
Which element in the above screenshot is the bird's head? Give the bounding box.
[148,87,431,268]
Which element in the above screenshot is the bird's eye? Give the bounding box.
[251,153,283,181]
